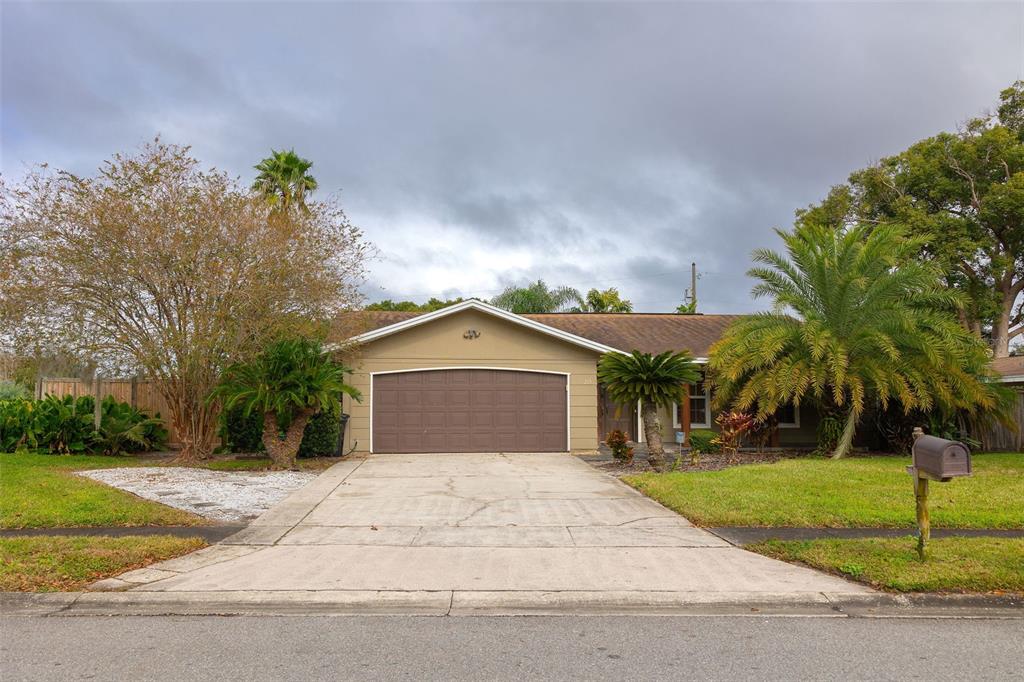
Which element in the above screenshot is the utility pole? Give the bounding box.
[690,262,697,310]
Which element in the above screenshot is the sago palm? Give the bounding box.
[709,222,1000,459]
[597,350,701,469]
[252,149,318,212]
[212,338,360,469]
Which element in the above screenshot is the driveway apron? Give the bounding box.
[117,453,870,604]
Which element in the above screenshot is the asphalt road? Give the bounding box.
[2,615,1021,681]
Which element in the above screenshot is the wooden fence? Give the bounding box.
[37,378,180,447]
[975,386,1024,452]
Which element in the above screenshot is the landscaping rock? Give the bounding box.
[78,467,316,524]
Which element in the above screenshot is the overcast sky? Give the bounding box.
[2,1,1020,312]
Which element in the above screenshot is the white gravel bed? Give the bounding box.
[78,467,318,523]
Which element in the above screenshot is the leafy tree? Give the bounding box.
[577,288,633,313]
[0,140,367,460]
[252,149,319,212]
[212,338,361,469]
[365,297,464,312]
[814,83,1024,357]
[708,222,1001,459]
[597,350,701,469]
[675,299,697,315]
[491,280,583,313]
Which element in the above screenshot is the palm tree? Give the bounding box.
[597,350,701,469]
[211,338,360,469]
[708,223,1000,459]
[252,149,318,212]
[577,287,633,313]
[491,280,583,313]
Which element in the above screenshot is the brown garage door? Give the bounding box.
[372,369,567,453]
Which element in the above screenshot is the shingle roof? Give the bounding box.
[345,310,744,356]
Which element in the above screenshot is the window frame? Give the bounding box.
[674,381,711,429]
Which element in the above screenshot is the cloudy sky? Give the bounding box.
[2,1,1020,312]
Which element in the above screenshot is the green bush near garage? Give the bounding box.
[222,403,341,458]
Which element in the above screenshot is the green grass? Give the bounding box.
[0,453,205,528]
[750,537,1024,592]
[0,535,207,592]
[624,453,1024,528]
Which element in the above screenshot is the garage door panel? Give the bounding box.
[448,390,471,407]
[423,411,446,428]
[373,369,567,453]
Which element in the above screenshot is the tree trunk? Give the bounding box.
[163,383,219,463]
[641,400,665,470]
[830,407,859,460]
[262,410,312,470]
[992,279,1014,358]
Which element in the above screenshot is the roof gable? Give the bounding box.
[346,300,622,354]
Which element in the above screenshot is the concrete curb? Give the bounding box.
[3,590,1020,618]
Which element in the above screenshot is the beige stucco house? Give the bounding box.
[338,300,817,455]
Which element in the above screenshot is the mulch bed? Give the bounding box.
[593,451,796,476]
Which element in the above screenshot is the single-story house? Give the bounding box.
[337,299,818,454]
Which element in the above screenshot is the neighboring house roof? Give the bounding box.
[992,355,1024,383]
[345,304,745,359]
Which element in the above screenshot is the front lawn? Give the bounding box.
[0,453,205,528]
[0,535,206,591]
[624,453,1023,528]
[750,537,1024,593]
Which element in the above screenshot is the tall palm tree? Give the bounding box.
[491,280,583,313]
[709,222,1000,459]
[252,149,318,212]
[211,338,360,469]
[598,350,701,469]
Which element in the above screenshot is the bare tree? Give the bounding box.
[0,140,368,460]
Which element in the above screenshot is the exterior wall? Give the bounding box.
[640,398,819,448]
[341,309,600,454]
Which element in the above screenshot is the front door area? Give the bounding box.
[598,384,636,442]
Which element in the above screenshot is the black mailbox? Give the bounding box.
[912,435,971,480]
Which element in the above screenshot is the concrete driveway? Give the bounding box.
[98,453,870,613]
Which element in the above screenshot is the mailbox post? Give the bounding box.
[907,427,973,560]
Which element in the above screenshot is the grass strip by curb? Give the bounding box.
[0,535,207,592]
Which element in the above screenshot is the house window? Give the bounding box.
[674,380,711,429]
[777,402,800,429]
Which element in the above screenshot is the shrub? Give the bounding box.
[605,429,634,463]
[0,381,29,400]
[0,394,166,455]
[816,415,844,455]
[713,411,755,457]
[0,399,37,452]
[688,429,719,454]
[35,395,95,454]
[93,396,166,455]
[222,403,342,457]
[298,405,341,458]
[222,405,265,453]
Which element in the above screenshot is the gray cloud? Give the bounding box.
[3,1,1019,312]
